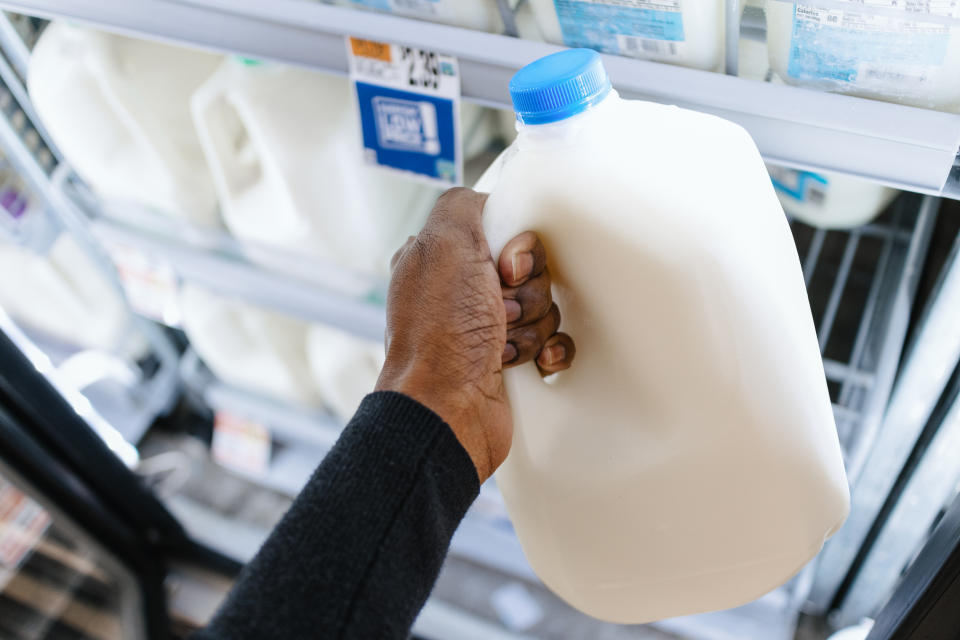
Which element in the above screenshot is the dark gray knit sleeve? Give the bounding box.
[193,391,481,639]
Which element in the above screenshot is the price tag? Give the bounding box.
[347,37,462,186]
[103,240,181,326]
[0,477,51,576]
[212,412,271,477]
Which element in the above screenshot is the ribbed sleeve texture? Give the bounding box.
[193,391,481,639]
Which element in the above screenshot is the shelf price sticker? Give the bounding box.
[347,37,462,186]
[212,412,271,477]
[0,476,51,578]
[102,240,181,326]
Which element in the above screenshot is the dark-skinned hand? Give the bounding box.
[376,187,575,483]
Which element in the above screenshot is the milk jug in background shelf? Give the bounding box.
[525,0,726,71]
[178,285,321,407]
[191,59,453,283]
[476,49,849,623]
[0,234,130,352]
[306,324,385,423]
[332,0,504,32]
[767,0,960,111]
[28,23,222,226]
[768,164,898,229]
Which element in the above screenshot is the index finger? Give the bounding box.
[498,231,547,287]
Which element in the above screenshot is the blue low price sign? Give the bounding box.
[347,37,462,186]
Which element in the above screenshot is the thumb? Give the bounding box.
[425,187,489,238]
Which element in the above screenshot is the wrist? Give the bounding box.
[376,364,491,483]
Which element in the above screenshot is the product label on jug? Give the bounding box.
[346,0,456,21]
[347,37,462,186]
[787,3,958,88]
[552,0,686,60]
[768,166,828,206]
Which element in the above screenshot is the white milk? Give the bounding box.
[526,0,725,71]
[306,324,385,423]
[191,59,438,280]
[476,49,849,623]
[767,165,898,229]
[179,285,321,407]
[332,0,504,32]
[767,1,960,111]
[0,234,129,351]
[29,23,221,225]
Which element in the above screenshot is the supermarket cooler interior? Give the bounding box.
[0,1,959,639]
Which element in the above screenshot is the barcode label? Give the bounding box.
[391,0,442,15]
[617,34,684,59]
[859,63,931,86]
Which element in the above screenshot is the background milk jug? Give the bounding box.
[767,165,898,229]
[29,22,221,225]
[179,285,321,407]
[333,0,504,32]
[191,59,442,280]
[306,324,385,423]
[526,0,725,71]
[767,1,960,111]
[0,234,130,351]
[476,49,849,623]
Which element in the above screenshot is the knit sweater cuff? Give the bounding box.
[356,391,480,512]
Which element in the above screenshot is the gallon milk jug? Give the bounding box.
[306,324,385,423]
[476,49,850,623]
[191,59,438,280]
[0,234,129,351]
[527,0,725,71]
[29,23,221,225]
[768,165,898,229]
[179,285,321,407]
[333,0,503,32]
[766,1,960,111]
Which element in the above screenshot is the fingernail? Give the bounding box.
[539,343,565,366]
[504,299,522,323]
[502,342,517,363]
[511,252,534,283]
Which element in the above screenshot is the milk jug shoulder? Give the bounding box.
[477,49,849,623]
[28,23,221,225]
[191,60,437,280]
[179,285,321,407]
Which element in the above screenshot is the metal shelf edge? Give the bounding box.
[1,0,958,194]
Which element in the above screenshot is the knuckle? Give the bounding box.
[436,186,474,209]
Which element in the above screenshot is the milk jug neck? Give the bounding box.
[509,48,612,126]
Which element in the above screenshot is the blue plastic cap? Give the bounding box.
[509,49,612,125]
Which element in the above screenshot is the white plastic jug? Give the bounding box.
[476,49,849,623]
[179,285,321,407]
[28,23,221,225]
[768,165,898,229]
[333,0,504,32]
[766,1,960,111]
[526,0,725,71]
[306,324,385,423]
[191,59,439,280]
[0,234,129,351]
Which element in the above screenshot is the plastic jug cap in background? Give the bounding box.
[509,49,612,125]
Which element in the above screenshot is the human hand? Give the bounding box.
[375,187,575,483]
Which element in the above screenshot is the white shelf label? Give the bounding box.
[212,412,272,477]
[103,240,181,326]
[0,477,51,584]
[347,37,462,186]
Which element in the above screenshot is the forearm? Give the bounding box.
[194,391,480,639]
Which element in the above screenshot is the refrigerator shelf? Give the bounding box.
[0,0,958,196]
